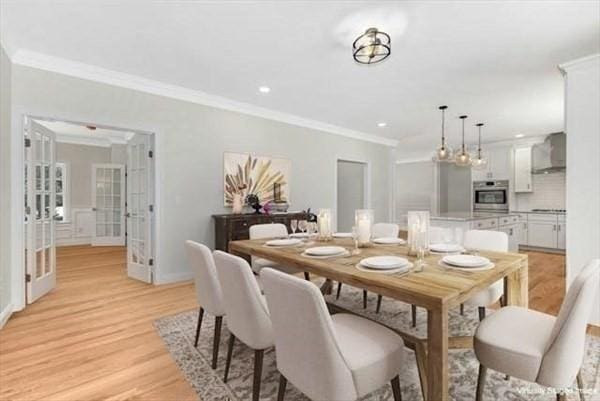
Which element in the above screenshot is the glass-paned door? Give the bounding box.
[91,164,126,246]
[126,134,154,283]
[25,120,57,303]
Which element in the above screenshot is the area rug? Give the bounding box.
[154,285,600,401]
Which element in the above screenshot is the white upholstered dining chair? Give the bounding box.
[184,240,226,369]
[261,268,405,401]
[249,223,309,279]
[463,229,508,321]
[474,259,600,401]
[213,251,274,401]
[337,222,401,311]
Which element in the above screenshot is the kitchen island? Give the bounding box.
[430,212,521,251]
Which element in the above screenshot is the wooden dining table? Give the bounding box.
[228,238,528,401]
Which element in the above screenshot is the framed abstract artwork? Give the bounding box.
[223,152,290,206]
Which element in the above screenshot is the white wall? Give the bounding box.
[562,54,600,325]
[56,142,112,209]
[394,161,437,227]
[9,64,392,293]
[0,45,12,326]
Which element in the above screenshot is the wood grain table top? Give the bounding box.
[229,238,528,311]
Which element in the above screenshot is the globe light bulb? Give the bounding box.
[455,150,472,167]
[435,144,453,161]
[471,156,488,170]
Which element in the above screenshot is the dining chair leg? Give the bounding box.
[376,295,383,314]
[390,375,402,401]
[363,290,368,309]
[336,282,342,300]
[252,349,265,401]
[194,307,204,347]
[478,306,486,322]
[475,364,487,401]
[411,304,417,327]
[277,373,288,401]
[460,303,464,315]
[304,272,310,281]
[212,316,223,369]
[223,333,236,383]
[577,370,585,401]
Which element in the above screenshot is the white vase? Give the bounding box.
[232,194,243,214]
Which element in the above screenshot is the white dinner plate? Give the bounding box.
[442,254,490,268]
[333,232,353,238]
[265,238,302,247]
[360,256,409,270]
[430,243,465,253]
[305,246,347,256]
[438,260,495,272]
[356,263,413,275]
[290,232,308,238]
[372,237,406,245]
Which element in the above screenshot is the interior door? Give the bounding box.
[336,160,366,232]
[92,164,126,246]
[126,134,154,283]
[25,120,57,303]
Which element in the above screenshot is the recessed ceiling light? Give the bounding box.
[258,86,271,93]
[515,134,525,138]
[377,122,387,127]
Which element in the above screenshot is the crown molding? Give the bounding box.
[558,53,600,74]
[11,49,399,147]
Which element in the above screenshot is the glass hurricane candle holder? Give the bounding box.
[354,209,374,247]
[317,209,333,241]
[407,211,430,256]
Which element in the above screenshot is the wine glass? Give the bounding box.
[298,220,308,234]
[290,219,298,234]
[351,226,361,255]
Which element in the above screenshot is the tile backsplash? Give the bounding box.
[515,171,566,210]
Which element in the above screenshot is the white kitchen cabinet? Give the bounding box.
[557,222,566,249]
[471,146,512,181]
[514,147,533,192]
[519,220,529,245]
[498,223,520,252]
[527,221,557,248]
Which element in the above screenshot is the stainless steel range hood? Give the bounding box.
[532,132,566,174]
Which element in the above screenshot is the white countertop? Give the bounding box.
[430,211,522,222]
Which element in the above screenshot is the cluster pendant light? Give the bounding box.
[352,28,391,64]
[433,105,453,162]
[454,115,472,167]
[471,123,488,170]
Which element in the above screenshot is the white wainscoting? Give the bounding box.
[56,208,94,246]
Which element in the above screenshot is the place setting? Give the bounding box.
[355,255,413,275]
[301,245,350,259]
[438,254,495,271]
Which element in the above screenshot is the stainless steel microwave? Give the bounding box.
[473,180,509,212]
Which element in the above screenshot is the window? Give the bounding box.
[55,162,68,221]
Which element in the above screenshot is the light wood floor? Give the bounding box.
[0,245,198,401]
[0,245,583,401]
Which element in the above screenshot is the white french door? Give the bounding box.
[126,134,154,283]
[92,164,126,246]
[25,120,57,303]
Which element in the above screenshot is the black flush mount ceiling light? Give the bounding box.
[352,27,391,64]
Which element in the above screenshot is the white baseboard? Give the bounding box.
[0,303,14,329]
[154,270,193,285]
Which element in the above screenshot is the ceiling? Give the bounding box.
[37,120,134,147]
[2,1,599,154]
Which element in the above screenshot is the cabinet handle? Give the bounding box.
[509,228,513,236]
[553,224,556,231]
[527,183,530,189]
[558,225,561,231]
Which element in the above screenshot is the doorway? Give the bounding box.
[23,117,156,304]
[336,159,368,232]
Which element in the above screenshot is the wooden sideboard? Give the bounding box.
[212,212,309,252]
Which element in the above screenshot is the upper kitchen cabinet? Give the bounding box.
[514,146,533,192]
[471,146,512,181]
